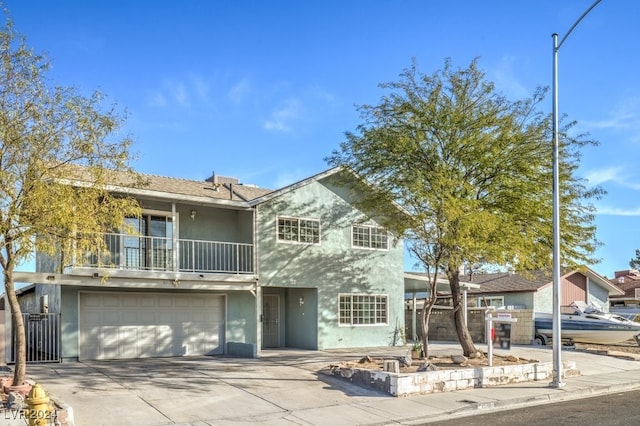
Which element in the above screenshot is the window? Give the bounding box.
[339,294,388,325]
[478,296,504,308]
[123,214,173,270]
[352,225,388,250]
[277,217,320,244]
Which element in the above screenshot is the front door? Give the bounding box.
[262,294,280,348]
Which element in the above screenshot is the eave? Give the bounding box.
[13,272,258,292]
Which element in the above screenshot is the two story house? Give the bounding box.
[11,167,405,361]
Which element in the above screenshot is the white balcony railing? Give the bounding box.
[81,233,253,274]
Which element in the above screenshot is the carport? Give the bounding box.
[404,272,480,341]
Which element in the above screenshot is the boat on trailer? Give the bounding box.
[534,301,640,346]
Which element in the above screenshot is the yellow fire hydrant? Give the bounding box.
[24,383,50,426]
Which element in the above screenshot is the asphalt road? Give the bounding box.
[429,389,640,425]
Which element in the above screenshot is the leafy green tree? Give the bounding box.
[328,58,602,357]
[0,19,141,386]
[630,250,640,270]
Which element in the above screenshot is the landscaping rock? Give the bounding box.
[398,350,412,367]
[358,355,374,364]
[417,361,437,372]
[5,391,24,411]
[451,355,467,364]
[339,368,354,379]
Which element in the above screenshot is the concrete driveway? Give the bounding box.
[22,344,640,426]
[25,349,390,425]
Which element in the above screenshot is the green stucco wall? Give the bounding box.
[256,174,405,350]
[60,286,79,361]
[226,290,257,344]
[534,287,553,313]
[177,205,253,244]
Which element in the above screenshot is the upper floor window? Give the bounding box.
[123,213,173,270]
[352,225,388,250]
[277,217,320,244]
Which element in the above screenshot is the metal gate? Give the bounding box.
[12,313,61,363]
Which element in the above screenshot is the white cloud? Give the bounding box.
[170,82,190,107]
[487,56,529,99]
[307,86,339,106]
[146,79,191,108]
[147,91,167,107]
[190,74,211,104]
[596,205,640,216]
[228,79,251,104]
[579,97,640,143]
[263,98,302,133]
[261,86,340,134]
[147,77,214,108]
[584,166,625,186]
[585,166,640,190]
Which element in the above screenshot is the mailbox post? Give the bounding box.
[485,312,518,367]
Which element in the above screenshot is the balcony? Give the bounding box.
[78,233,254,275]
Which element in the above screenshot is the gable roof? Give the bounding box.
[464,270,553,294]
[609,270,640,299]
[248,167,343,206]
[454,267,623,296]
[248,166,411,227]
[62,164,407,219]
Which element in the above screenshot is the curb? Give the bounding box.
[396,380,640,425]
[48,390,74,426]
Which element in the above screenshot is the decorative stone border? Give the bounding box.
[326,361,580,397]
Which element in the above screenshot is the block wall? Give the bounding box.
[406,307,535,345]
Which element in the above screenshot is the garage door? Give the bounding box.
[79,292,225,360]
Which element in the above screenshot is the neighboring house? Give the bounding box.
[609,269,640,308]
[403,268,624,345]
[9,167,405,362]
[460,268,623,312]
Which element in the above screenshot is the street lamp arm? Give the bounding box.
[557,0,603,51]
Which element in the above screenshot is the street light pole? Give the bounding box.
[550,0,602,389]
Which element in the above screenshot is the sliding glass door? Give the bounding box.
[123,214,173,270]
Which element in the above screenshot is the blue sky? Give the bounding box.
[5,1,640,278]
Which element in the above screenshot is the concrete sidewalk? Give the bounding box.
[10,343,640,426]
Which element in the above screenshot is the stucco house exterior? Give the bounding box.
[8,167,405,362]
[403,268,624,345]
[609,269,640,309]
[460,268,623,312]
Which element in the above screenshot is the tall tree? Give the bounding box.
[0,19,141,386]
[630,250,640,270]
[328,58,602,357]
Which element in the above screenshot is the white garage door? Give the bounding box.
[79,292,225,360]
